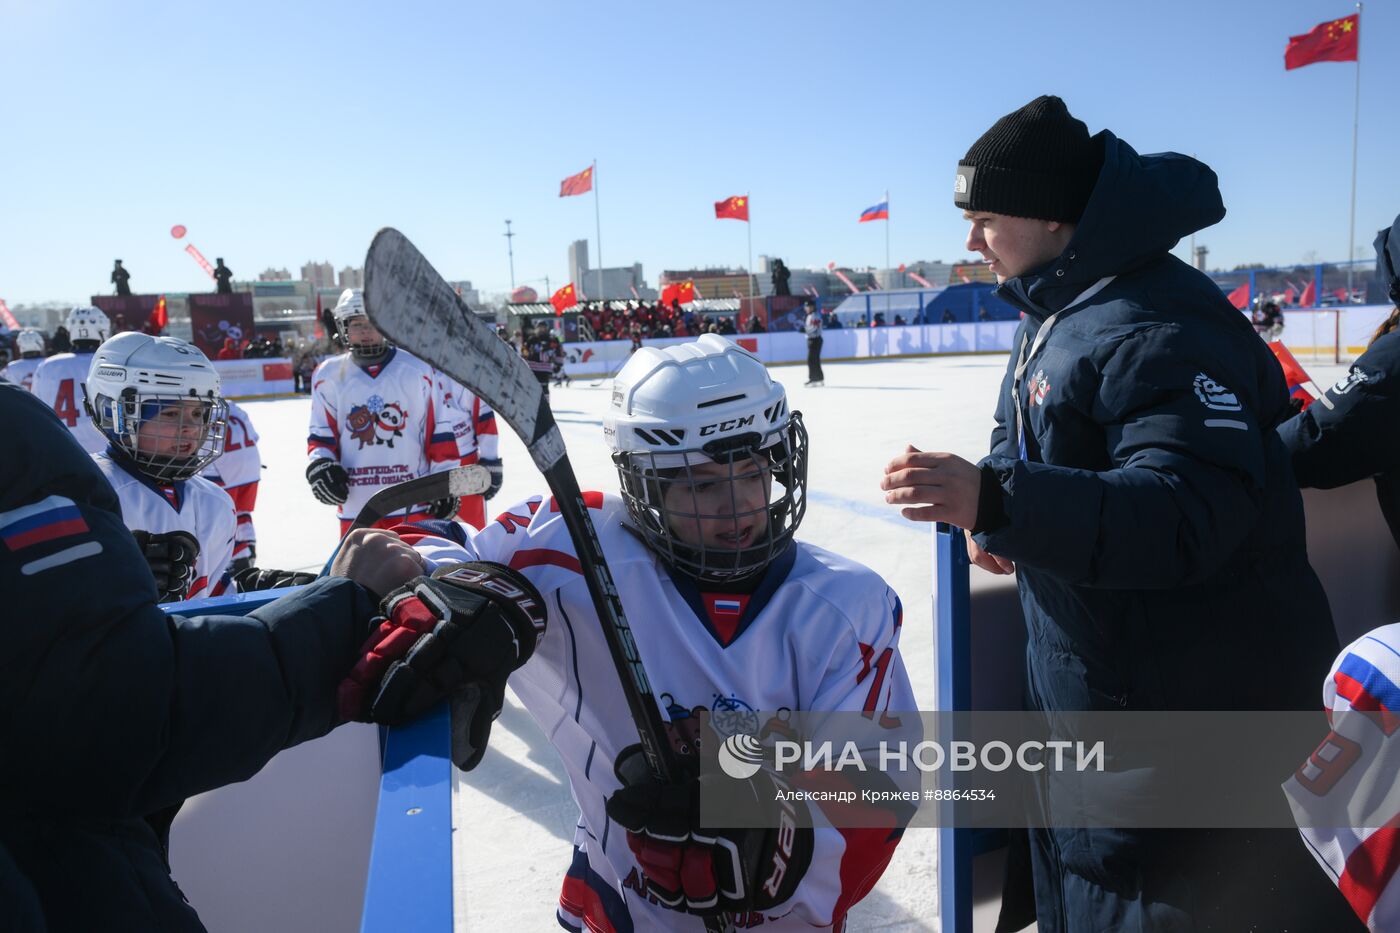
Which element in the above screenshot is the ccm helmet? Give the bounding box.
[604,333,808,583]
[85,332,228,481]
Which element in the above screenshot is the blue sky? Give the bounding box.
[2,0,1395,304]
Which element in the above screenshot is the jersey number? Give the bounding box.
[54,378,80,427]
[225,414,252,452]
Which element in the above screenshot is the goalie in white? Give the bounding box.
[343,335,915,930]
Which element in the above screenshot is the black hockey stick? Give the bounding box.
[365,231,734,931]
[362,228,682,779]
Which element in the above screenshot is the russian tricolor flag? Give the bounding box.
[713,598,742,616]
[859,198,889,223]
[1,496,90,552]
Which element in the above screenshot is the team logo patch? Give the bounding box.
[1029,369,1050,407]
[1193,373,1242,411]
[346,394,409,449]
[954,166,974,204]
[1331,368,1370,396]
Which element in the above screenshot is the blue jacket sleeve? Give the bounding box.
[0,385,376,818]
[1276,330,1400,489]
[976,326,1267,588]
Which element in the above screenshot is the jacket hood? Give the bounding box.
[1001,131,1225,314]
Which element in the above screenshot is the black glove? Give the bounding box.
[605,744,814,915]
[481,458,503,501]
[233,566,318,592]
[130,529,201,602]
[306,459,349,506]
[336,562,547,768]
[425,496,460,520]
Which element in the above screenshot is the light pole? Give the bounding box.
[504,220,516,290]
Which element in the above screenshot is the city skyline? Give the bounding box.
[4,0,1396,305]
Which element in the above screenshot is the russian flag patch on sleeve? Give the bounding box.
[0,495,103,574]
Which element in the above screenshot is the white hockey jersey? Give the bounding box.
[31,352,106,454]
[202,400,261,560]
[307,349,463,521]
[93,451,238,601]
[1284,623,1400,932]
[436,375,499,463]
[405,493,915,932]
[0,357,42,391]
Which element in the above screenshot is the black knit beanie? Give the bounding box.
[953,95,1103,223]
[1376,214,1400,304]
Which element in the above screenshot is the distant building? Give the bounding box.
[259,267,292,282]
[300,261,336,289]
[338,266,364,290]
[661,268,757,301]
[448,280,481,307]
[566,239,653,298]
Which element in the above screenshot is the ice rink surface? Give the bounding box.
[225,350,1353,931]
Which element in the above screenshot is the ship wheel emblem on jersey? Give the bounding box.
[347,394,409,449]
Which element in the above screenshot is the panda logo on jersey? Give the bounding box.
[346,394,409,449]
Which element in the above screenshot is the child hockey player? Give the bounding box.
[32,306,111,453]
[307,288,464,534]
[339,335,914,930]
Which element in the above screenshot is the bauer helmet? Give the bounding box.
[66,305,111,346]
[604,333,808,584]
[85,332,228,482]
[15,330,44,357]
[330,288,389,360]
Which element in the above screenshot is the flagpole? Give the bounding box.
[746,191,754,300]
[592,159,604,300]
[884,189,891,281]
[1346,2,1361,301]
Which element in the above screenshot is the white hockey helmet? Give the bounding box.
[16,329,44,357]
[330,288,389,359]
[85,332,228,482]
[66,305,111,345]
[605,333,808,583]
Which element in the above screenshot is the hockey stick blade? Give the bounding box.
[348,464,491,534]
[363,229,680,782]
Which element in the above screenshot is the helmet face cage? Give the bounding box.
[614,412,809,584]
[334,315,389,360]
[93,390,229,482]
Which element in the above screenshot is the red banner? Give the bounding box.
[188,292,255,358]
[0,299,18,331]
[185,243,216,279]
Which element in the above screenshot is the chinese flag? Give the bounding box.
[146,295,168,333]
[715,195,749,221]
[1268,341,1319,410]
[1285,14,1359,70]
[550,283,578,315]
[560,165,593,197]
[660,283,679,306]
[1299,279,1317,307]
[676,280,695,304]
[1226,282,1251,310]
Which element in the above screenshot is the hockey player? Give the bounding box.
[84,332,238,602]
[32,306,110,453]
[341,335,914,930]
[435,373,502,529]
[202,398,262,571]
[307,289,464,534]
[0,330,45,390]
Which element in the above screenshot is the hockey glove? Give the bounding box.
[306,459,349,506]
[425,496,460,520]
[481,458,504,501]
[233,566,318,592]
[605,744,814,915]
[130,529,201,603]
[336,562,546,768]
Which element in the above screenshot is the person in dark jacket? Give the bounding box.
[0,383,545,931]
[1278,213,1400,553]
[881,96,1355,931]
